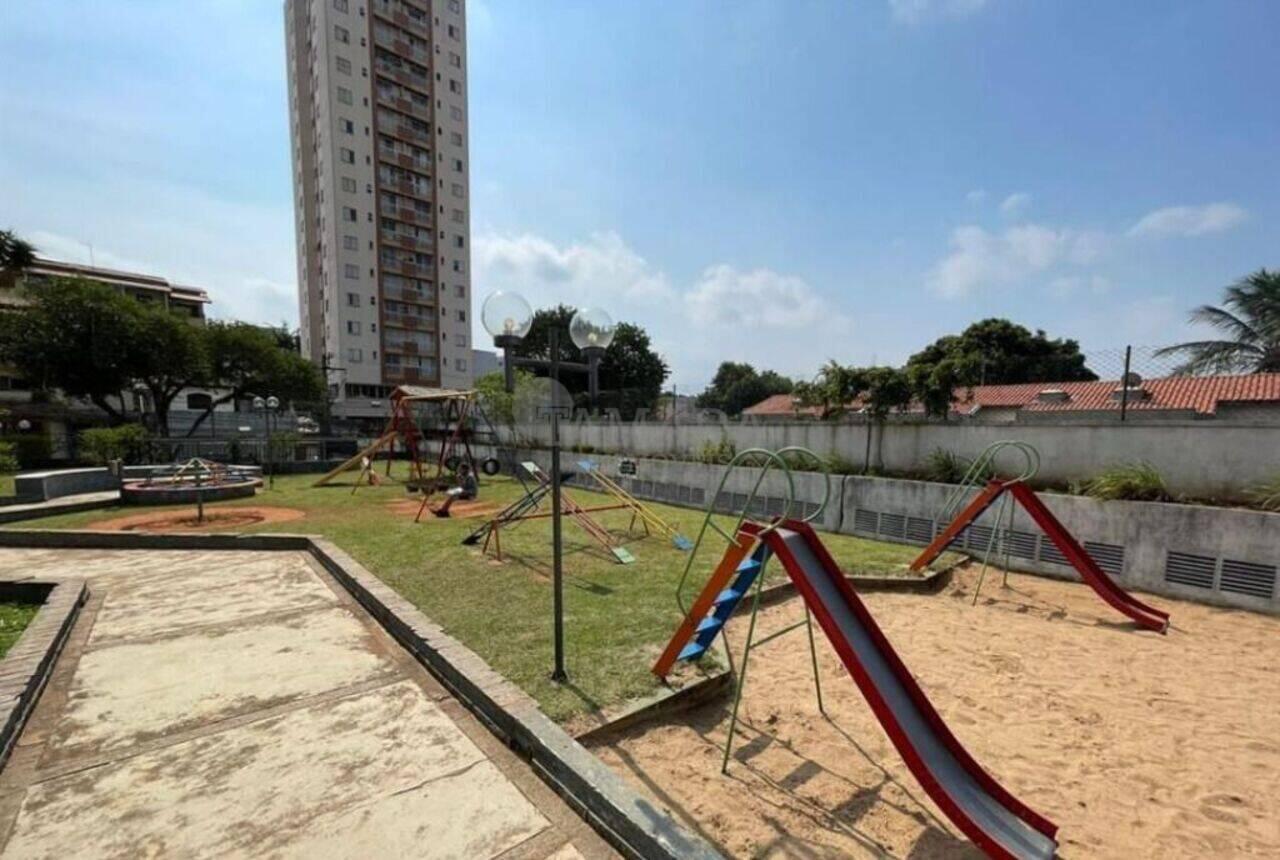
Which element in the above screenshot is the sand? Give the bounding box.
[89,506,307,532]
[588,564,1280,858]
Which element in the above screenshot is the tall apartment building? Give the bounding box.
[285,0,472,420]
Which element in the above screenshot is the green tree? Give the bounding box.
[793,361,870,419]
[0,230,36,285]
[130,304,208,437]
[695,362,794,416]
[515,306,669,418]
[0,278,140,423]
[906,318,1096,388]
[1155,269,1280,374]
[183,322,324,437]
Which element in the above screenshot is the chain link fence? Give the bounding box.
[1081,345,1195,384]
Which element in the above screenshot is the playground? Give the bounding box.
[591,562,1280,858]
[7,440,1280,857]
[12,466,956,724]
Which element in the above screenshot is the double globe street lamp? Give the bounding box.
[253,395,280,490]
[481,291,615,682]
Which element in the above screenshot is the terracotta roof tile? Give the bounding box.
[743,373,1280,417]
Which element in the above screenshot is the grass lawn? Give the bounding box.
[0,602,40,658]
[0,474,14,498]
[5,465,959,723]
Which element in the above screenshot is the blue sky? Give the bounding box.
[2,1,1277,389]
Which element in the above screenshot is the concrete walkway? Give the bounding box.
[0,547,616,860]
[0,492,119,524]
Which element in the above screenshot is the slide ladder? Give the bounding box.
[577,459,694,550]
[757,519,1060,860]
[912,479,1169,633]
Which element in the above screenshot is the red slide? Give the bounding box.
[911,480,1169,633]
[743,519,1060,860]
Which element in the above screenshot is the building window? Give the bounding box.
[451,183,464,198]
[344,263,359,279]
[346,292,360,307]
[341,177,356,192]
[337,86,353,105]
[456,358,467,371]
[336,56,351,75]
[448,52,461,68]
[450,131,463,146]
[454,284,465,298]
[342,206,357,221]
[347,320,361,335]
[452,158,463,171]
[456,333,467,347]
[448,79,461,94]
[448,0,461,12]
[348,348,363,363]
[450,208,464,224]
[456,309,466,322]
[453,235,464,248]
[447,24,459,39]
[339,148,355,164]
[340,118,354,134]
[343,234,359,250]
[334,0,348,11]
[335,25,350,43]
[450,105,463,121]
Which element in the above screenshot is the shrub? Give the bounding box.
[1077,461,1171,502]
[696,436,736,465]
[0,441,18,474]
[78,424,149,465]
[0,434,52,468]
[921,448,995,484]
[1246,474,1280,512]
[824,452,862,475]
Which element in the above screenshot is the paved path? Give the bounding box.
[0,547,616,860]
[0,492,119,524]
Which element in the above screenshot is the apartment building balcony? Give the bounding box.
[393,206,432,226]
[382,311,436,330]
[380,121,432,147]
[380,229,433,252]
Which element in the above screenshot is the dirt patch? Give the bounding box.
[385,498,499,521]
[89,506,306,533]
[589,563,1280,858]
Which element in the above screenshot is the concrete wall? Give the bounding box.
[13,465,265,503]
[502,450,1280,615]
[514,418,1280,498]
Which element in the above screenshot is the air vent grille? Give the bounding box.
[1219,559,1277,599]
[1084,541,1125,576]
[1165,551,1215,589]
[853,508,878,534]
[879,513,906,539]
[906,517,934,544]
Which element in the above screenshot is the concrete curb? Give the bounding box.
[0,494,120,525]
[575,653,732,747]
[0,578,87,769]
[0,529,724,860]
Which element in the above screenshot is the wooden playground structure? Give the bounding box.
[313,386,498,498]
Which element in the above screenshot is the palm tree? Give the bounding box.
[0,230,37,284]
[1156,269,1280,374]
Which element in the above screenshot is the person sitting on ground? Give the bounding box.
[454,462,478,500]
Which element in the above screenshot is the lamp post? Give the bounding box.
[254,395,280,489]
[481,291,615,682]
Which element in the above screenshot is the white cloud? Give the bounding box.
[928,222,1107,298]
[999,192,1031,216]
[684,265,844,329]
[890,0,990,24]
[472,231,855,388]
[1049,274,1111,299]
[1127,203,1247,238]
[965,189,987,205]
[474,231,674,304]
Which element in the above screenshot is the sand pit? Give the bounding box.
[385,498,499,520]
[89,506,306,533]
[588,563,1280,858]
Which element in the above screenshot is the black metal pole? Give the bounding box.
[549,329,567,682]
[1120,345,1132,423]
